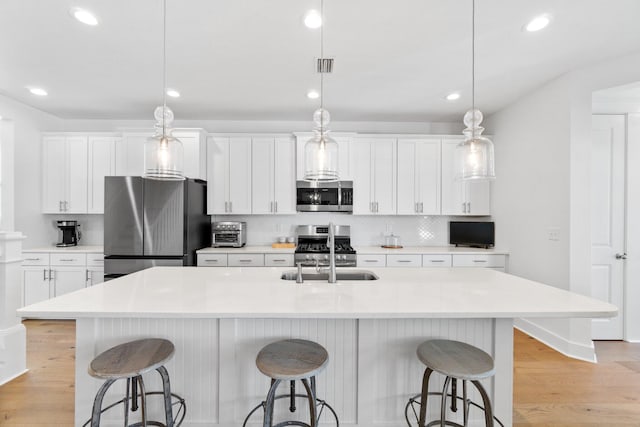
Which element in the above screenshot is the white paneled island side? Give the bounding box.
[18,267,615,427]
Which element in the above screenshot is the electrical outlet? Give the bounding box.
[547,227,560,241]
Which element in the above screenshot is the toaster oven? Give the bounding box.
[212,221,247,247]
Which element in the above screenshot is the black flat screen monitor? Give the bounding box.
[449,221,495,248]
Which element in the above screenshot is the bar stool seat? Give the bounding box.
[85,338,186,427]
[243,339,338,427]
[405,339,502,427]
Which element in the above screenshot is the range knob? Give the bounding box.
[324,255,329,260]
[305,254,311,260]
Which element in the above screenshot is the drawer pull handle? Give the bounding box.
[473,260,487,263]
[397,260,413,263]
[364,260,378,263]
[25,258,41,261]
[239,259,252,262]
[430,260,445,263]
[272,259,286,262]
[205,259,219,263]
[59,258,76,262]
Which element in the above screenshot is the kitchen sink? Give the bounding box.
[280,270,379,281]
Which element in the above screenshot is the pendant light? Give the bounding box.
[457,0,495,181]
[144,0,184,181]
[304,0,339,182]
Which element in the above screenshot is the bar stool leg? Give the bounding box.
[157,365,175,427]
[417,367,433,427]
[91,379,116,427]
[472,380,493,427]
[462,380,468,427]
[124,378,131,427]
[301,378,317,427]
[137,375,148,427]
[263,379,282,427]
[439,376,451,427]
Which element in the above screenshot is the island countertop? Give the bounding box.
[17,266,616,320]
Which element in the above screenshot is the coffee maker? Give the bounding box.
[56,221,81,247]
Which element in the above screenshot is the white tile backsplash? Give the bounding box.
[211,214,453,246]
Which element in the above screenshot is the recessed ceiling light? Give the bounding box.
[70,7,99,26]
[307,90,320,99]
[525,14,551,32]
[304,10,322,29]
[445,92,461,101]
[166,89,180,98]
[29,87,48,96]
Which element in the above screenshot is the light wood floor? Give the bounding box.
[1,320,640,426]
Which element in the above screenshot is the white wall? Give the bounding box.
[486,50,640,356]
[0,94,62,245]
[625,114,640,342]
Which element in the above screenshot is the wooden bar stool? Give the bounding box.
[242,339,339,427]
[84,338,186,427]
[405,339,503,427]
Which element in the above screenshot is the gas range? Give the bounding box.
[294,225,357,267]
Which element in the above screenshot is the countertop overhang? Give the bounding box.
[17,267,617,320]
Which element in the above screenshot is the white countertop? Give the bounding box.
[197,245,295,254]
[23,245,104,253]
[18,266,615,320]
[196,245,507,255]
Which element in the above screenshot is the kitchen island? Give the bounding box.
[18,267,616,427]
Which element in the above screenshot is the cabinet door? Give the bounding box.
[251,138,274,214]
[441,140,465,215]
[173,131,206,180]
[66,136,88,213]
[115,133,148,176]
[88,137,116,214]
[465,181,491,215]
[207,137,229,214]
[51,267,86,297]
[42,137,67,213]
[371,139,396,215]
[23,268,50,306]
[228,137,252,214]
[273,138,296,214]
[397,140,418,215]
[87,267,104,286]
[416,140,441,215]
[352,140,373,214]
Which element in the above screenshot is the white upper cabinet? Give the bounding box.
[294,132,355,181]
[207,136,252,214]
[172,129,207,180]
[353,137,397,215]
[42,135,88,213]
[252,137,296,214]
[87,136,118,214]
[115,132,148,176]
[397,139,441,215]
[441,139,491,215]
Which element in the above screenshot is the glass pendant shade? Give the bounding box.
[304,108,339,182]
[457,108,495,181]
[144,106,185,180]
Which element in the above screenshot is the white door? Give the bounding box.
[416,139,441,215]
[88,137,116,214]
[66,136,88,213]
[396,140,418,215]
[591,115,626,339]
[87,268,105,286]
[371,139,396,215]
[116,133,148,176]
[273,138,296,214]
[252,138,274,214]
[441,140,465,215]
[465,181,491,215]
[352,140,373,214]
[42,137,67,213]
[207,137,229,214]
[228,137,252,214]
[23,268,50,306]
[51,267,87,297]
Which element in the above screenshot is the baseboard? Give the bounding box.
[0,323,27,385]
[0,369,28,387]
[514,318,597,363]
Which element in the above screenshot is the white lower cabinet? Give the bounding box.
[386,254,422,267]
[356,254,387,267]
[228,254,265,267]
[22,251,104,307]
[422,254,453,267]
[264,254,294,267]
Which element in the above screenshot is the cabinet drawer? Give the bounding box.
[265,254,294,267]
[357,254,386,267]
[422,254,453,267]
[86,253,104,267]
[50,253,86,266]
[22,253,50,266]
[452,254,505,268]
[228,254,264,267]
[386,254,422,267]
[197,253,228,267]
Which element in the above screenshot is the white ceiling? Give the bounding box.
[1,0,640,122]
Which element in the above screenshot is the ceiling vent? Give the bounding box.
[316,58,334,73]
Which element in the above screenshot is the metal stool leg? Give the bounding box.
[439,376,451,427]
[137,375,148,427]
[124,378,131,427]
[418,367,434,427]
[301,378,318,427]
[157,365,175,427]
[471,380,493,427]
[263,379,282,427]
[91,379,116,427]
[462,380,468,427]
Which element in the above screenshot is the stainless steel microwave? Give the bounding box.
[296,180,353,212]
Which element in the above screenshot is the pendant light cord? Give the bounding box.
[471,0,475,114]
[320,0,325,132]
[162,0,167,136]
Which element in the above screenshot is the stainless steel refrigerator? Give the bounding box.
[104,176,210,279]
